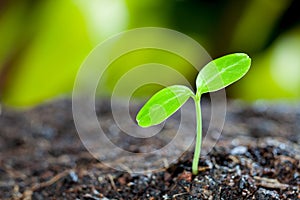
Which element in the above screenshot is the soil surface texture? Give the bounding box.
[0,99,299,199]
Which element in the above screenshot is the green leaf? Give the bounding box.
[136,85,193,127]
[196,53,251,94]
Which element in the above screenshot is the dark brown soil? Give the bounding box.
[0,99,299,199]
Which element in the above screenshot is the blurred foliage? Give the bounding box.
[232,28,300,100]
[0,0,299,107]
[99,49,197,97]
[1,0,94,106]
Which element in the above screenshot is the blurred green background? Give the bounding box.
[0,0,300,107]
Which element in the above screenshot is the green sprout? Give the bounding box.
[136,53,251,175]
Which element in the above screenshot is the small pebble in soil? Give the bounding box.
[69,171,78,182]
[254,188,280,200]
[231,146,248,155]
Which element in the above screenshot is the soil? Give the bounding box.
[0,99,299,199]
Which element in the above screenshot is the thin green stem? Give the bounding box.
[192,93,202,175]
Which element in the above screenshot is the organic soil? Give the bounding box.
[0,99,299,199]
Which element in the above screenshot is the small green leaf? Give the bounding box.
[196,53,251,94]
[136,85,193,127]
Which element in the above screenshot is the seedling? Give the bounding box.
[136,53,251,175]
